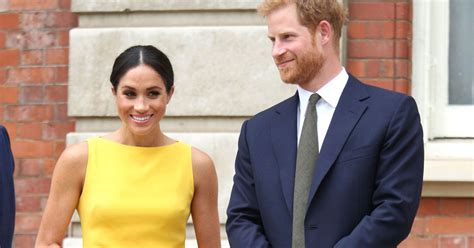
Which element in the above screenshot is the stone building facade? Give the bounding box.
[0,0,472,247]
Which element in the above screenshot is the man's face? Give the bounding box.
[267,3,325,86]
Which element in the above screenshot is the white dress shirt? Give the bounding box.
[297,67,349,151]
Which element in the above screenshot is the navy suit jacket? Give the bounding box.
[226,75,424,247]
[0,125,15,248]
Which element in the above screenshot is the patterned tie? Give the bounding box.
[292,93,320,248]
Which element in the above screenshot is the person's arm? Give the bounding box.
[35,142,88,248]
[226,121,271,248]
[334,96,424,247]
[191,147,221,248]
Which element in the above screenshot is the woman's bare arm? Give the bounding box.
[35,142,88,247]
[191,147,221,248]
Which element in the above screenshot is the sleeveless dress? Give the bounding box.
[77,137,194,247]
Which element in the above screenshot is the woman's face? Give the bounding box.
[114,64,173,137]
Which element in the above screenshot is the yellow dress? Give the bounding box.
[77,137,194,247]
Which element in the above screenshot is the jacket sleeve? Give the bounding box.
[0,125,16,248]
[334,96,424,248]
[226,121,272,248]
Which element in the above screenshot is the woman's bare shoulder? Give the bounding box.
[191,147,216,184]
[56,141,89,171]
[191,147,213,168]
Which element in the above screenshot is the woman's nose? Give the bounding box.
[134,97,149,112]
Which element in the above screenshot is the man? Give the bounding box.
[226,0,424,247]
[0,125,15,248]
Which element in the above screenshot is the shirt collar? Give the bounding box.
[297,67,349,108]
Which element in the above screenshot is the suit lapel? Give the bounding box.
[307,76,369,207]
[270,92,299,214]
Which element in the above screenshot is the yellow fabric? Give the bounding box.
[78,137,194,248]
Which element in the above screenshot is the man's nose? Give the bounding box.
[272,40,286,58]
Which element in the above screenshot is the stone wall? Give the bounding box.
[65,0,295,245]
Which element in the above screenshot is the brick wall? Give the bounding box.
[1,0,472,247]
[0,0,77,246]
[402,198,474,248]
[346,1,411,93]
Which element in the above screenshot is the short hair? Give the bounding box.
[257,0,347,45]
[110,45,174,93]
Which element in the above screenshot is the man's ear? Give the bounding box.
[317,20,332,46]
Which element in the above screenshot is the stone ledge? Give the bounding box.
[78,11,265,28]
[422,182,474,198]
[422,140,474,196]
[72,0,259,12]
[424,160,473,182]
[63,237,230,248]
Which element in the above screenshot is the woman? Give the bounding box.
[36,45,221,247]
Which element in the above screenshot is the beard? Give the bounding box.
[275,46,325,85]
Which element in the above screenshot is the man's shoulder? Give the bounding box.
[349,74,411,103]
[348,75,419,121]
[240,94,296,138]
[248,93,297,124]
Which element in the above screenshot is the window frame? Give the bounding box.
[412,0,474,195]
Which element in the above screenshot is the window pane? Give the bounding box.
[449,0,474,105]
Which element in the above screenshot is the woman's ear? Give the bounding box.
[167,86,175,104]
[111,87,117,96]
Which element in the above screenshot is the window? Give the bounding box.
[448,0,473,106]
[412,0,473,196]
[413,0,473,139]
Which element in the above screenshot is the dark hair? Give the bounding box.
[110,45,174,93]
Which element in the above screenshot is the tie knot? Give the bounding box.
[309,93,321,105]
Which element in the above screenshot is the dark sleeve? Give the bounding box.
[226,121,271,248]
[334,96,424,247]
[0,125,16,248]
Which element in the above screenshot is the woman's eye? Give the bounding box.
[123,91,136,97]
[148,91,160,98]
